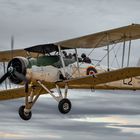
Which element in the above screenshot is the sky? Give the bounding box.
[0,0,140,66]
[0,0,140,140]
[0,0,139,46]
[0,90,140,140]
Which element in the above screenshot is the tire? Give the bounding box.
[86,67,97,75]
[58,98,71,114]
[18,105,32,120]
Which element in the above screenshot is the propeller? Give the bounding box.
[11,35,14,59]
[14,71,29,93]
[0,72,10,84]
[0,66,29,93]
[0,36,29,93]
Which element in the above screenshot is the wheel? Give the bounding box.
[58,98,71,114]
[18,105,32,120]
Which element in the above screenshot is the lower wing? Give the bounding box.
[58,67,140,90]
[0,86,46,100]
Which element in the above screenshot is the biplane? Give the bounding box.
[0,24,140,120]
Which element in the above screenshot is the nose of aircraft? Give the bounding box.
[0,57,29,93]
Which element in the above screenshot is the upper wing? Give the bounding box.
[0,49,37,62]
[0,49,26,62]
[55,24,140,49]
[58,67,140,90]
[1,24,139,61]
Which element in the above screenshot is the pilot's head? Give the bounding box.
[62,51,67,57]
[81,53,86,58]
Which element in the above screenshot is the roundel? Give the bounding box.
[86,66,97,75]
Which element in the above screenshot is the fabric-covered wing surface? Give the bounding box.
[0,87,28,100]
[0,49,26,62]
[58,67,140,90]
[0,86,47,100]
[0,24,139,62]
[55,24,140,48]
[0,49,38,62]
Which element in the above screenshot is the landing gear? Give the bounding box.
[37,81,72,114]
[18,105,32,120]
[58,98,71,114]
[19,81,72,120]
[18,84,42,120]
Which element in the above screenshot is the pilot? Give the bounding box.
[62,51,68,58]
[73,53,82,62]
[72,53,76,60]
[81,53,91,63]
[68,53,72,59]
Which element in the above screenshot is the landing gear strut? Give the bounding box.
[19,81,72,120]
[37,81,72,114]
[18,84,42,120]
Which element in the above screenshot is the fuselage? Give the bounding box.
[26,55,97,83]
[8,55,98,84]
[7,55,76,83]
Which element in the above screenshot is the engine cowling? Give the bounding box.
[7,57,29,84]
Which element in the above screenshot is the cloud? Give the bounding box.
[0,90,140,140]
[0,0,140,50]
[0,0,140,67]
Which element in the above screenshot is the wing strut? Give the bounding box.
[106,33,110,71]
[58,45,66,78]
[127,39,132,67]
[75,48,80,77]
[122,35,126,68]
[2,62,7,89]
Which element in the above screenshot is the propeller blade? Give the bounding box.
[0,72,10,84]
[11,36,14,59]
[14,71,29,93]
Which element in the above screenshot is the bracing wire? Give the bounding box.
[95,43,117,67]
[110,44,121,68]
